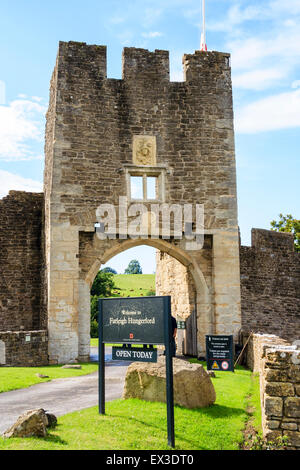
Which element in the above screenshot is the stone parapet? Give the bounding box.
[244,333,300,450]
[240,229,300,342]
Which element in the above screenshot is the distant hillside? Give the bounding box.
[112,274,155,297]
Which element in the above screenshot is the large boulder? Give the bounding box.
[2,409,56,438]
[123,356,216,408]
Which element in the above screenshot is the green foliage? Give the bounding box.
[112,274,155,297]
[146,289,156,296]
[124,259,143,274]
[271,213,300,252]
[90,271,116,338]
[91,270,115,296]
[245,434,289,451]
[0,363,98,393]
[101,267,117,274]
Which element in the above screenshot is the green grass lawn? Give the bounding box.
[111,274,155,297]
[0,363,98,394]
[0,365,260,450]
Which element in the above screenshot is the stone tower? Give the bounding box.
[44,42,241,364]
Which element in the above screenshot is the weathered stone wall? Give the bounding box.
[45,43,238,226]
[155,236,214,355]
[155,251,196,321]
[0,331,48,367]
[240,229,300,342]
[0,191,48,366]
[44,41,241,363]
[246,334,300,450]
[244,333,291,373]
[0,191,46,331]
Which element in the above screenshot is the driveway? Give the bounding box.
[0,347,131,434]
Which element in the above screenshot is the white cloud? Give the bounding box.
[233,67,287,90]
[291,80,300,89]
[229,29,300,71]
[141,31,163,38]
[268,0,300,16]
[0,80,5,105]
[0,170,42,199]
[235,88,300,133]
[208,3,263,33]
[0,98,46,161]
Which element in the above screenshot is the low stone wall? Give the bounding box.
[0,331,48,366]
[244,333,291,373]
[245,333,300,449]
[262,347,300,449]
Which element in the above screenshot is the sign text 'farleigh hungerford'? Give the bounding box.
[101,297,165,345]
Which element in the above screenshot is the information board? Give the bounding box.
[100,296,165,345]
[206,335,234,372]
[98,295,175,448]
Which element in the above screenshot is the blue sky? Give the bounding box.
[0,0,299,273]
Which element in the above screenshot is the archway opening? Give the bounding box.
[78,238,209,361]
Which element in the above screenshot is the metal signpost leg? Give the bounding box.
[98,299,105,415]
[164,296,175,448]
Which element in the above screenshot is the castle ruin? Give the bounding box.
[0,42,299,366]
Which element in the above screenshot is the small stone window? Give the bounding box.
[130,175,158,201]
[126,166,166,202]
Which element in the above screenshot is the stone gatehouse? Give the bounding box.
[0,41,299,366]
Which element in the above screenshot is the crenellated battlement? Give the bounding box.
[183,50,231,82]
[56,41,231,87]
[122,47,169,82]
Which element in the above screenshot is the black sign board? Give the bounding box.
[98,295,175,448]
[112,346,157,363]
[101,297,165,345]
[206,335,234,372]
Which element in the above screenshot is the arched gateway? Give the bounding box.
[44,41,241,364]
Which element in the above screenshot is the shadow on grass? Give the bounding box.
[106,402,246,448]
[185,403,245,418]
[42,432,68,446]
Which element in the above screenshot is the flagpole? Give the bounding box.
[202,0,206,47]
[200,0,207,51]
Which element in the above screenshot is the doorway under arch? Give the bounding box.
[78,236,213,361]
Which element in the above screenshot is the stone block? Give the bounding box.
[264,396,283,417]
[265,382,294,397]
[285,397,300,418]
[266,420,280,430]
[281,422,298,431]
[265,368,289,382]
[123,356,216,409]
[284,431,300,448]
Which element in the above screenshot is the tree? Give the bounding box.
[91,270,115,296]
[270,214,300,252]
[101,267,117,274]
[124,259,143,274]
[90,271,116,338]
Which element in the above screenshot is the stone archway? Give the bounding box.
[77,236,212,361]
